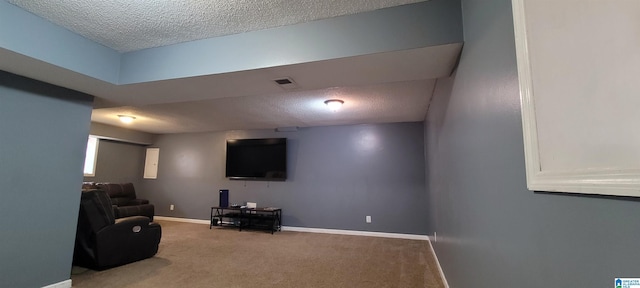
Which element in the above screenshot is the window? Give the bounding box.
[83,136,99,177]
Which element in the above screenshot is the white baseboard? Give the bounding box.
[155,216,429,240]
[427,238,449,288]
[42,279,71,288]
[281,226,429,241]
[154,216,210,225]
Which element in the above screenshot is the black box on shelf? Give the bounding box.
[219,189,229,207]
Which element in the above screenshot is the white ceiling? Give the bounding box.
[4,0,461,135]
[93,79,437,134]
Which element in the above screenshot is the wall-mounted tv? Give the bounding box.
[225,138,287,181]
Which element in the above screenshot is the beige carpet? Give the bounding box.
[71,220,445,288]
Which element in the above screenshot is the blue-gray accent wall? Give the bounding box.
[0,1,120,83]
[139,122,428,234]
[0,71,93,287]
[425,0,640,287]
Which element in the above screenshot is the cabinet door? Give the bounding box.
[143,148,160,179]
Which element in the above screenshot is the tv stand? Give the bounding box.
[210,207,282,234]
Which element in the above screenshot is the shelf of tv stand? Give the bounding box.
[210,207,282,234]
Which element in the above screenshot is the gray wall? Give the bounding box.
[0,71,93,287]
[140,122,428,234]
[425,0,640,287]
[84,139,146,187]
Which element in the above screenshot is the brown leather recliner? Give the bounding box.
[73,189,161,270]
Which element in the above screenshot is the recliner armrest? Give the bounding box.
[97,216,151,237]
[113,204,155,221]
[114,198,150,206]
[92,216,161,269]
[128,199,150,205]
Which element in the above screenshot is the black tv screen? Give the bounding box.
[225,138,287,181]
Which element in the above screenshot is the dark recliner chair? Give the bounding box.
[95,182,149,206]
[73,189,162,270]
[94,182,155,221]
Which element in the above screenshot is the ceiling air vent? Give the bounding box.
[273,77,298,90]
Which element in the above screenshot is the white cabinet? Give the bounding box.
[143,148,160,179]
[512,0,640,196]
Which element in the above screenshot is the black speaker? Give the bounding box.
[219,189,229,207]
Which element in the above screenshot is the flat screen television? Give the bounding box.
[225,138,287,181]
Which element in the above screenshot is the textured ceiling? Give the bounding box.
[92,80,436,134]
[7,0,427,52]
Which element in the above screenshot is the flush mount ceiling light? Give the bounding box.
[324,99,344,111]
[118,115,136,124]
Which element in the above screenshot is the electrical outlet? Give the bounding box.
[366,216,372,223]
[170,204,174,211]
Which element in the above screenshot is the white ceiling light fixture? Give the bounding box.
[118,115,136,123]
[324,99,344,112]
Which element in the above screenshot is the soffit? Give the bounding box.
[1,0,462,134]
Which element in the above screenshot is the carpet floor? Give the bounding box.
[71,220,445,288]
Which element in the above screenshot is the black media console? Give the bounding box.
[210,207,282,234]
